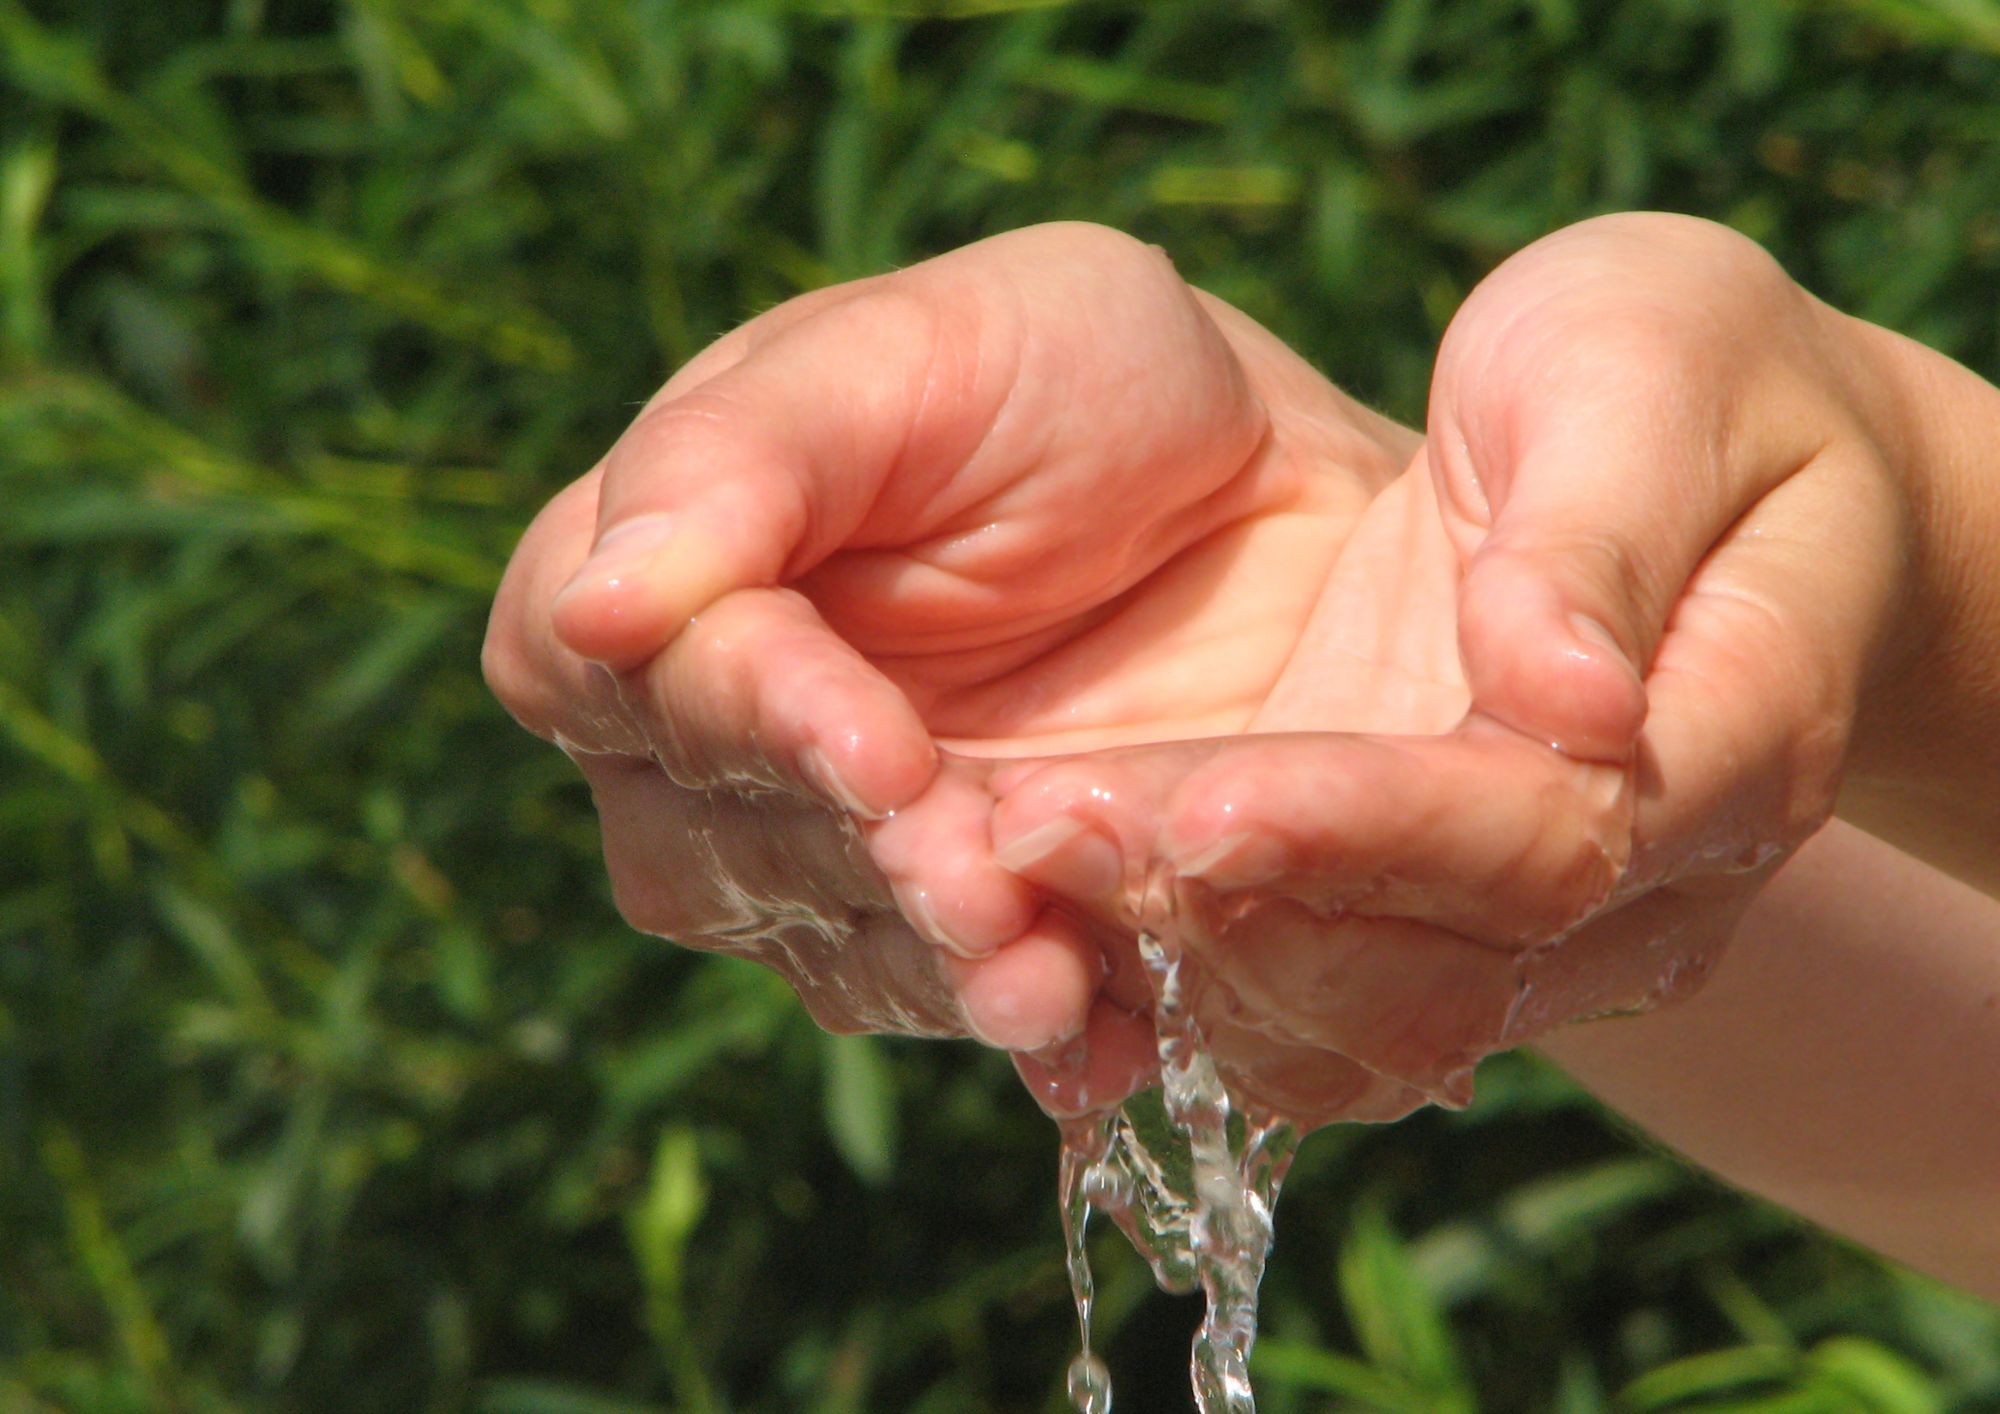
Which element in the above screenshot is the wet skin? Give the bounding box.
[485,218,1939,1129]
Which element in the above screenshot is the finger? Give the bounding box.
[644,277,896,409]
[1015,979,1435,1128]
[1013,999,1160,1120]
[575,751,974,1038]
[943,909,1102,1052]
[1171,726,1630,944]
[1631,451,1903,879]
[549,284,955,669]
[483,470,649,756]
[581,750,1105,1044]
[577,750,880,940]
[989,743,1214,922]
[995,730,1632,1097]
[863,753,1046,958]
[583,748,1111,1046]
[629,584,937,819]
[485,283,878,752]
[552,221,1274,673]
[491,475,938,817]
[1427,213,1828,760]
[1198,1016,1433,1129]
[1174,889,1516,1103]
[993,725,1631,947]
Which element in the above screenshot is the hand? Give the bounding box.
[483,222,1422,1084]
[995,213,1928,1126]
[1424,213,1920,875]
[1016,211,2000,1283]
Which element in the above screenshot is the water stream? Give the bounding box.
[690,744,1692,1410]
[1056,869,1300,1414]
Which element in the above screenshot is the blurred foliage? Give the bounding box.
[3,0,2000,1410]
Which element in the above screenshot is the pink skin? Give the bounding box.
[487,215,1939,1129]
[992,217,1942,1119]
[487,222,1423,1098]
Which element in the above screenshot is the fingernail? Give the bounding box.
[961,986,1077,1053]
[898,884,991,960]
[1568,612,1640,683]
[801,746,884,821]
[1171,831,1281,885]
[994,817,1123,899]
[992,817,1084,873]
[554,513,678,611]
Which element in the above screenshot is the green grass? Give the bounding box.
[4,1,2000,1410]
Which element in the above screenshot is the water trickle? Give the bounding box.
[689,744,1698,1410]
[1057,869,1300,1414]
[1059,1122,1113,1414]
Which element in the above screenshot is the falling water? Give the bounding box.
[1057,871,1299,1414]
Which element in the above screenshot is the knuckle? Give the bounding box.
[611,387,769,488]
[980,221,1191,327]
[1009,219,1171,273]
[1567,212,1782,283]
[1444,215,1800,417]
[825,280,947,356]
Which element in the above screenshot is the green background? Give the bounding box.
[4,0,1999,1410]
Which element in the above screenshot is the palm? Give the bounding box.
[798,287,1445,757]
[493,224,1645,1113]
[770,266,1519,1126]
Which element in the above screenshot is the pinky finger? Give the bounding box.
[1013,999,1161,1120]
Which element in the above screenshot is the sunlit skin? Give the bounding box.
[488,211,2000,1112]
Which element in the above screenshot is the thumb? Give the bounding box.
[1450,508,1656,763]
[550,285,955,670]
[1430,366,1788,764]
[1424,216,1830,763]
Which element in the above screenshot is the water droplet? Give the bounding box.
[1068,1352,1112,1414]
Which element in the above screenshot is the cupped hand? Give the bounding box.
[999,213,1921,1127]
[482,222,1423,1079]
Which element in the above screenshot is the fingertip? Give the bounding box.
[1011,998,1159,1118]
[948,912,1101,1052]
[550,516,742,669]
[1557,610,1648,754]
[894,878,1003,959]
[991,815,1127,902]
[1460,555,1648,762]
[989,755,1172,894]
[871,768,1042,958]
[748,612,937,818]
[549,576,660,671]
[803,723,936,822]
[1487,629,1645,763]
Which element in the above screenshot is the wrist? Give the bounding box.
[1828,306,2000,891]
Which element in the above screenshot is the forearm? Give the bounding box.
[1837,313,2000,894]
[1536,820,2000,1301]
